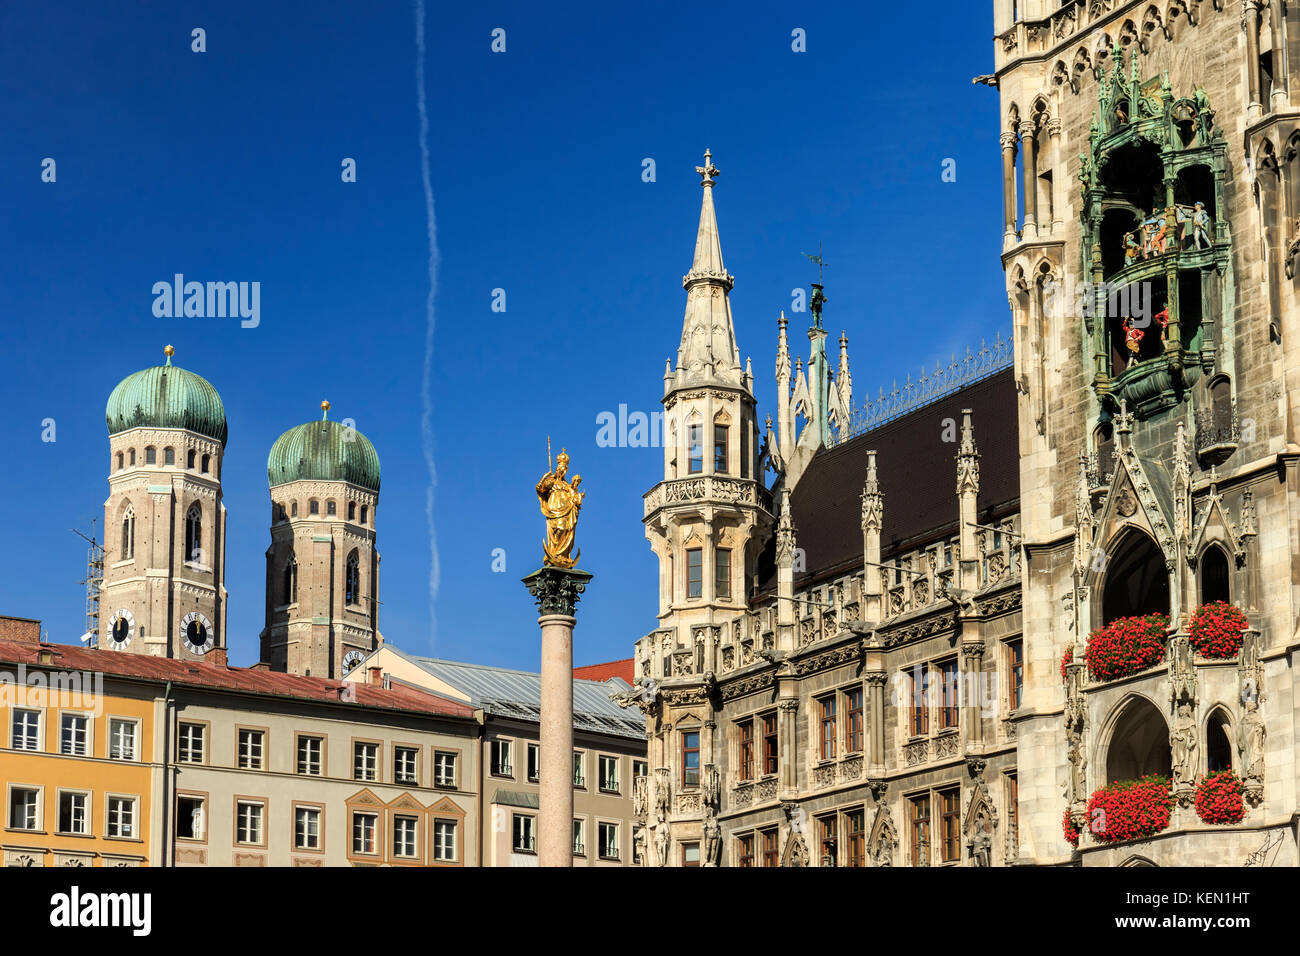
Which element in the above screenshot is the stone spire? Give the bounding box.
[671,150,743,391]
[861,450,884,624]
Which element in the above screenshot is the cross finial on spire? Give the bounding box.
[696,149,719,187]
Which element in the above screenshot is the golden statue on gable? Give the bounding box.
[536,442,585,568]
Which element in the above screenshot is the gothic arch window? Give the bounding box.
[687,413,704,474]
[713,412,729,475]
[347,501,356,521]
[164,447,175,466]
[116,451,124,471]
[1208,375,1232,433]
[145,446,156,465]
[121,505,135,561]
[185,504,202,564]
[1199,544,1231,606]
[200,453,210,474]
[283,555,298,605]
[1100,529,1170,624]
[1205,707,1233,773]
[345,550,361,606]
[187,449,195,469]
[1104,695,1171,783]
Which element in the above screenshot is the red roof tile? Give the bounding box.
[573,659,635,684]
[0,640,477,719]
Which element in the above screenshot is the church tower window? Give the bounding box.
[121,506,134,561]
[283,556,298,605]
[1199,544,1230,606]
[714,423,729,473]
[309,500,319,515]
[346,550,361,606]
[715,548,732,599]
[129,449,135,466]
[145,447,156,465]
[347,501,356,521]
[360,505,367,524]
[686,548,703,598]
[185,504,202,563]
[116,452,124,471]
[327,500,337,517]
[187,449,195,469]
[688,421,704,474]
[164,447,175,466]
[291,501,298,517]
[200,453,210,474]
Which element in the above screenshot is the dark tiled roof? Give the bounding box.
[0,640,478,719]
[757,368,1019,593]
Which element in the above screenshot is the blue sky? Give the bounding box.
[0,1,1008,670]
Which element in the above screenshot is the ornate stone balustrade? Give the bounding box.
[643,475,773,518]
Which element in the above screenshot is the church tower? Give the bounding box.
[101,346,228,660]
[645,150,772,647]
[261,402,382,678]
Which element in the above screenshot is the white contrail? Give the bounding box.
[414,0,440,645]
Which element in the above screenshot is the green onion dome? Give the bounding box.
[267,401,381,492]
[105,346,228,444]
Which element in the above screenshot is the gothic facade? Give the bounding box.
[624,0,1300,867]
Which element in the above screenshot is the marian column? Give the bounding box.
[523,447,592,867]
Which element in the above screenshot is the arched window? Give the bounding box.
[1101,530,1170,624]
[121,506,135,561]
[1105,697,1171,783]
[327,500,337,517]
[291,501,299,517]
[1206,708,1233,773]
[145,447,156,465]
[283,555,298,605]
[687,414,703,474]
[116,452,124,471]
[200,453,210,474]
[1209,376,1232,435]
[345,550,361,606]
[713,413,729,475]
[164,447,175,466]
[360,505,368,525]
[129,449,136,466]
[1200,545,1231,606]
[187,449,196,469]
[347,501,356,521]
[185,505,202,564]
[309,500,319,516]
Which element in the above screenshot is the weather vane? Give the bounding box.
[802,242,828,284]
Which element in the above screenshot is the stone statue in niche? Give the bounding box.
[1238,694,1266,800]
[1170,701,1198,799]
[654,822,669,867]
[702,815,721,867]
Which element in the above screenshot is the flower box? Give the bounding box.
[1084,613,1169,682]
[1085,775,1174,844]
[1188,601,1248,660]
[1194,770,1245,825]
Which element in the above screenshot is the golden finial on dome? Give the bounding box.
[321,400,330,420]
[164,344,174,365]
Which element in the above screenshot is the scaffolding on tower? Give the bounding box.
[72,522,105,648]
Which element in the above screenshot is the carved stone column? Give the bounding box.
[861,450,884,624]
[1046,118,1063,231]
[956,410,981,593]
[866,670,889,773]
[1000,130,1019,241]
[1244,0,1263,118]
[777,696,800,798]
[1018,121,1039,241]
[961,634,986,751]
[522,565,593,867]
[1270,0,1288,107]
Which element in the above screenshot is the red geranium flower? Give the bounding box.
[1188,601,1248,660]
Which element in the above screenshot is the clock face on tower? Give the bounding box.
[108,609,134,649]
[342,649,365,674]
[180,611,214,655]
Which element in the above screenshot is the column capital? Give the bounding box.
[1000,130,1019,150]
[522,566,594,617]
[1017,120,1037,140]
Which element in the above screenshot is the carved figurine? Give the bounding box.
[1238,694,1266,784]
[536,447,586,568]
[654,822,669,867]
[633,824,648,866]
[632,774,649,817]
[703,816,721,867]
[1123,318,1144,357]
[1171,701,1198,792]
[1192,202,1211,248]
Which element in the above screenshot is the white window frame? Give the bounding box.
[491,738,514,777]
[8,784,42,831]
[59,712,91,757]
[353,741,379,781]
[11,708,41,752]
[433,750,457,789]
[527,742,540,782]
[352,811,378,855]
[294,805,322,851]
[106,794,137,839]
[235,800,265,846]
[56,789,91,836]
[598,755,620,793]
[598,820,621,861]
[108,717,139,761]
[297,735,323,775]
[177,722,205,764]
[392,814,419,859]
[573,750,586,788]
[433,819,457,862]
[512,813,536,853]
[394,746,420,785]
[573,817,586,856]
[237,729,265,770]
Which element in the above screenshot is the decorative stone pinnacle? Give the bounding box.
[696,148,719,187]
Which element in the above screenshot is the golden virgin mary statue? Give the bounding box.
[536,447,586,568]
